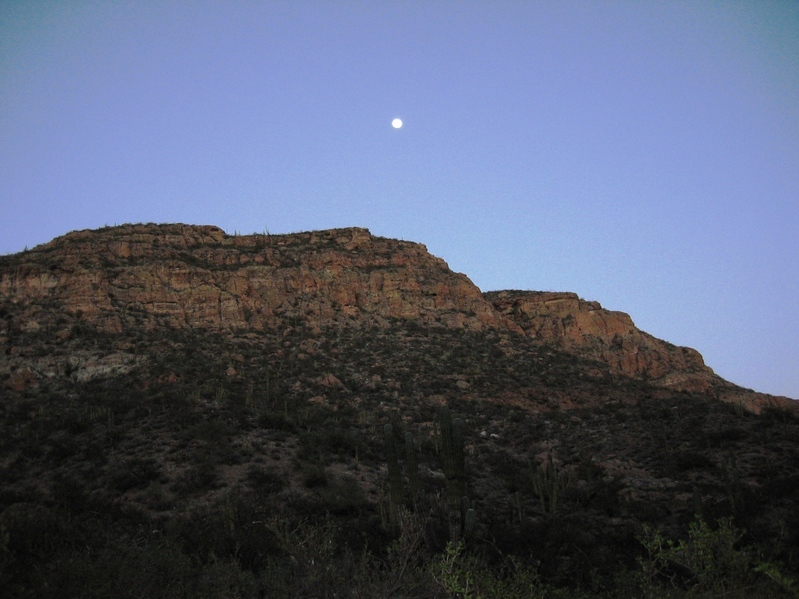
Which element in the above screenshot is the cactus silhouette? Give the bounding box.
[437,406,474,544]
[405,432,425,511]
[532,451,570,517]
[381,408,477,543]
[384,423,405,525]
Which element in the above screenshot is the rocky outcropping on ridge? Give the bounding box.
[0,224,793,409]
[0,224,511,336]
[485,290,714,391]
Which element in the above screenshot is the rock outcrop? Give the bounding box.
[485,290,714,391]
[0,224,515,337]
[0,223,792,408]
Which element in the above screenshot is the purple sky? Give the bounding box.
[1,2,797,398]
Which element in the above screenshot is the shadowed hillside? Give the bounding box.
[1,224,797,598]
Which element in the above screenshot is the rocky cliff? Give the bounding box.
[485,290,714,392]
[0,224,511,337]
[0,224,791,408]
[5,225,799,598]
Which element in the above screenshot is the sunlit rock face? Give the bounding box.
[485,290,712,390]
[0,223,517,337]
[1,223,793,412]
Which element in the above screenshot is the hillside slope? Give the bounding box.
[1,224,797,597]
[2,224,791,407]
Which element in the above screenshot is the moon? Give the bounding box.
[391,118,403,129]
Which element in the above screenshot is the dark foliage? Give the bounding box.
[1,323,798,597]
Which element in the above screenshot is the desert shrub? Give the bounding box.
[107,456,162,492]
[314,474,369,516]
[44,535,194,599]
[318,426,363,460]
[301,464,327,489]
[260,516,358,599]
[670,449,715,473]
[431,540,563,599]
[164,492,280,575]
[246,465,286,495]
[256,410,296,432]
[187,418,234,443]
[44,431,83,463]
[296,425,360,464]
[173,458,221,494]
[637,516,796,598]
[706,426,749,446]
[1,503,64,590]
[32,525,258,599]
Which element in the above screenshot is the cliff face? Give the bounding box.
[485,290,714,392]
[0,224,513,337]
[0,223,784,404]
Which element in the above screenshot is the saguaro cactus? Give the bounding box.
[381,408,478,543]
[462,497,476,540]
[451,417,467,501]
[532,452,570,518]
[438,407,467,509]
[437,406,474,543]
[405,432,425,511]
[384,424,405,525]
[722,452,743,517]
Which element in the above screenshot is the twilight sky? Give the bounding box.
[1,2,797,398]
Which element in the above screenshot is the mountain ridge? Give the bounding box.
[2,223,799,597]
[1,223,793,412]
